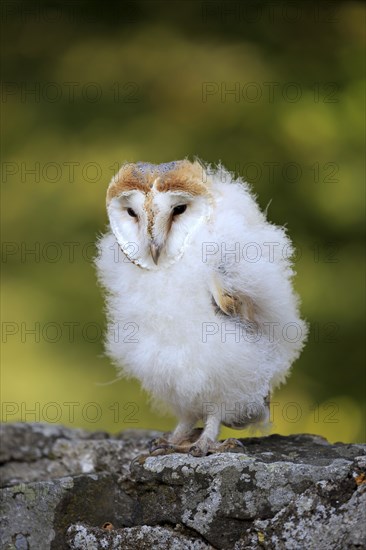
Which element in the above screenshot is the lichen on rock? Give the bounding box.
[0,423,365,549]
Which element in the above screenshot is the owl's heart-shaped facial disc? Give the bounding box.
[106,160,213,269]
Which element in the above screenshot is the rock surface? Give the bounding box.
[0,423,365,549]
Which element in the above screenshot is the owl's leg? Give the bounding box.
[190,412,246,457]
[150,413,244,456]
[200,394,272,455]
[150,416,216,456]
[188,414,221,456]
[149,416,199,454]
[171,422,202,445]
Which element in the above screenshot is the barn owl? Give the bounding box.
[96,160,307,456]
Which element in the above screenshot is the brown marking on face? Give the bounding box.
[166,211,174,235]
[106,164,150,202]
[107,160,209,204]
[156,160,208,196]
[143,191,155,236]
[107,164,163,201]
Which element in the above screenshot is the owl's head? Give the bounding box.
[106,160,213,269]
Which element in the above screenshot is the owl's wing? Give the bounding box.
[209,272,258,322]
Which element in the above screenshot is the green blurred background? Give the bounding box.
[1,1,365,442]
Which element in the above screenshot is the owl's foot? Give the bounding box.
[149,436,244,457]
[149,443,190,456]
[149,428,204,456]
[148,433,171,453]
[210,438,245,453]
[190,437,244,456]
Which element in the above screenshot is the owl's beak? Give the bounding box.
[150,241,161,265]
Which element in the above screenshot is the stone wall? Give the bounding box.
[0,423,365,549]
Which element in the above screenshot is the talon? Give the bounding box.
[189,441,211,457]
[149,436,170,453]
[189,445,205,457]
[150,444,173,454]
[214,438,245,453]
[150,446,174,456]
[130,453,150,467]
[225,438,244,448]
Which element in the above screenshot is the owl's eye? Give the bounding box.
[172,204,187,216]
[127,207,137,218]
